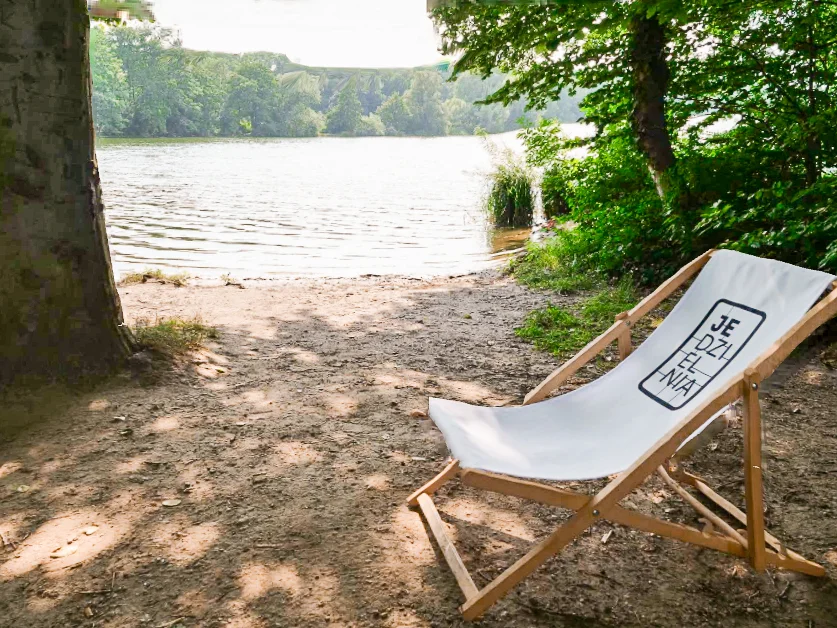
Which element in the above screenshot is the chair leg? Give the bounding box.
[743,372,767,571]
[675,470,823,575]
[462,381,743,619]
[416,493,479,601]
[415,468,824,622]
[407,459,460,507]
[461,513,591,620]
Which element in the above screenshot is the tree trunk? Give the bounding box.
[803,23,820,186]
[0,0,135,385]
[628,9,696,254]
[628,10,676,200]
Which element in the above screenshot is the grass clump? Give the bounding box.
[133,316,218,356]
[120,269,190,287]
[509,228,603,294]
[483,137,535,228]
[515,278,638,357]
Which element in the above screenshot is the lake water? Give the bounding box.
[98,133,535,280]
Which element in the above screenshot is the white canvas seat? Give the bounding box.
[407,249,837,621]
[430,250,835,481]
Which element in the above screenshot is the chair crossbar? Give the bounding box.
[461,469,747,556]
[677,470,816,565]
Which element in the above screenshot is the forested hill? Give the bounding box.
[90,23,583,139]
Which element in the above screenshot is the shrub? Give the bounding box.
[524,120,837,284]
[509,229,602,294]
[483,140,535,228]
[133,316,218,356]
[357,114,386,137]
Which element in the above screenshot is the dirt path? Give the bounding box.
[1,273,835,627]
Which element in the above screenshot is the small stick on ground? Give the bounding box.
[778,582,791,599]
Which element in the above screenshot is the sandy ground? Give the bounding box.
[1,272,836,628]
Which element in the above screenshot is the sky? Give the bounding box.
[149,0,444,68]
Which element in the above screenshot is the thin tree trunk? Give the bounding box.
[804,21,820,185]
[628,10,676,200]
[628,9,695,254]
[0,0,135,385]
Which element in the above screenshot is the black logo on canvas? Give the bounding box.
[639,299,766,410]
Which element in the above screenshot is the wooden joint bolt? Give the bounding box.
[615,311,631,327]
[743,368,762,386]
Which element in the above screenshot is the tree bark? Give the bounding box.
[628,10,676,201]
[0,0,135,385]
[803,22,820,186]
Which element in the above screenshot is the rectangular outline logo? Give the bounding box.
[638,299,766,410]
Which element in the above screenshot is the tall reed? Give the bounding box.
[482,138,535,228]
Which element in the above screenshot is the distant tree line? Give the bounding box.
[90,24,583,138]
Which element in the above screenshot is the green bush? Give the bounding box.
[688,128,837,272]
[357,113,386,137]
[541,168,572,217]
[485,161,535,228]
[524,121,837,284]
[539,132,684,282]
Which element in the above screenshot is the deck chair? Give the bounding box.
[407,249,837,620]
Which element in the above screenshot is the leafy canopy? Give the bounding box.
[433,1,837,278]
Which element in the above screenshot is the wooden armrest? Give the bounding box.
[626,249,715,325]
[523,319,627,405]
[523,250,716,406]
[749,284,837,380]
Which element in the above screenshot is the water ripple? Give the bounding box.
[98,134,533,279]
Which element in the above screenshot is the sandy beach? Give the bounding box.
[1,272,835,627]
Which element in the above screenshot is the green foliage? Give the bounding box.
[90,25,128,135]
[372,71,456,136]
[433,2,634,117]
[377,94,412,135]
[403,71,447,136]
[277,72,324,137]
[326,81,364,135]
[509,230,603,295]
[222,60,282,136]
[357,114,385,137]
[435,1,837,281]
[482,136,535,228]
[133,316,218,356]
[528,124,682,281]
[515,278,637,357]
[527,121,837,281]
[696,171,837,272]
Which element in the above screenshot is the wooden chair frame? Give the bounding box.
[408,250,837,620]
